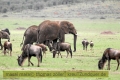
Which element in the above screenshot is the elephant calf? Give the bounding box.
[35,43,47,57]
[53,42,72,58]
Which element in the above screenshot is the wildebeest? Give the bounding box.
[90,41,94,50]
[1,28,10,35]
[3,40,12,56]
[0,30,10,50]
[98,48,120,70]
[82,39,89,51]
[17,44,42,67]
[35,43,47,57]
[52,42,72,58]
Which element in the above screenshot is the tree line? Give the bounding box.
[0,0,119,13]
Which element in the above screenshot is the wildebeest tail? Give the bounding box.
[40,48,42,63]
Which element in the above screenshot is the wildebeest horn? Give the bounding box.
[75,34,78,36]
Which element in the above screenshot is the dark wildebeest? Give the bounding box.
[1,28,10,35]
[17,44,42,67]
[82,39,89,51]
[52,42,72,58]
[35,43,47,57]
[98,48,120,70]
[90,41,94,50]
[3,40,12,56]
[0,30,10,50]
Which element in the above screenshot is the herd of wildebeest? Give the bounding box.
[0,20,120,70]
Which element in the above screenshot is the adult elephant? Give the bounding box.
[37,20,77,52]
[20,25,38,50]
[0,31,10,50]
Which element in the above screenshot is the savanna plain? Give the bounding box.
[0,17,120,80]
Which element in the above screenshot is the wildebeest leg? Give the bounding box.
[4,48,6,55]
[69,49,72,58]
[10,50,12,56]
[28,56,34,66]
[37,57,40,67]
[107,60,111,70]
[66,51,69,58]
[44,51,46,58]
[43,51,46,58]
[116,57,119,70]
[59,52,62,58]
[83,45,85,50]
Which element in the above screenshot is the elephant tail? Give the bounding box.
[20,34,25,47]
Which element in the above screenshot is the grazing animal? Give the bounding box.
[1,28,10,35]
[90,41,94,50]
[82,39,89,51]
[35,43,47,57]
[3,40,12,56]
[17,44,42,67]
[52,42,72,58]
[98,48,120,70]
[0,31,10,50]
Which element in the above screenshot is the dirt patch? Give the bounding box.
[15,27,26,30]
[101,31,115,35]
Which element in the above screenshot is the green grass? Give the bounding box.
[0,17,120,80]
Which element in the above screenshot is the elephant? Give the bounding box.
[37,20,77,52]
[20,25,38,50]
[0,31,10,50]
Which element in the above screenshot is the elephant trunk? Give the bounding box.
[73,34,77,52]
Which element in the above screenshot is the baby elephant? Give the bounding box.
[54,42,72,58]
[3,40,12,56]
[35,43,47,57]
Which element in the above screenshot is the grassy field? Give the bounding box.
[0,17,120,80]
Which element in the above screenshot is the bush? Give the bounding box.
[2,8,7,13]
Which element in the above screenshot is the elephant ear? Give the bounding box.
[60,21,69,34]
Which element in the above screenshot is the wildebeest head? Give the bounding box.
[17,52,27,66]
[17,55,23,66]
[98,59,105,70]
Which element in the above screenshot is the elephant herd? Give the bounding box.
[20,20,77,54]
